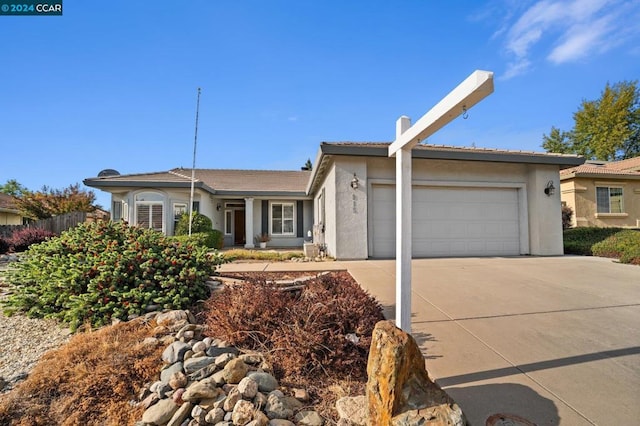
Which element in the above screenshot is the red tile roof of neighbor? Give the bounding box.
[561,157,640,178]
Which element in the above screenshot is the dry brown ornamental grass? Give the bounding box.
[0,319,164,426]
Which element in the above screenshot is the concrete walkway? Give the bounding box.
[219,256,640,425]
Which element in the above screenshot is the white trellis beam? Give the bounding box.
[389,70,494,332]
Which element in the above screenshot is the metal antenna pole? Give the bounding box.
[188,87,201,236]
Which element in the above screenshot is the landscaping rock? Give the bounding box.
[156,310,189,328]
[205,406,225,424]
[268,420,295,426]
[223,387,242,411]
[336,396,367,426]
[215,352,236,368]
[222,357,248,384]
[247,372,279,392]
[232,399,256,425]
[265,390,293,419]
[366,320,465,426]
[141,398,179,425]
[160,362,184,384]
[206,345,239,358]
[169,371,188,390]
[167,401,193,426]
[183,356,216,374]
[238,376,259,399]
[295,410,324,426]
[135,310,328,426]
[182,381,221,401]
[162,341,190,364]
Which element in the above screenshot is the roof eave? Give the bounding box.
[0,207,21,214]
[560,172,640,180]
[216,190,312,199]
[83,179,215,194]
[318,143,584,167]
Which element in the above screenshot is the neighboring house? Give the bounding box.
[0,193,24,225]
[560,157,640,228]
[84,142,583,259]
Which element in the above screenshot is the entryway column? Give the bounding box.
[244,197,254,248]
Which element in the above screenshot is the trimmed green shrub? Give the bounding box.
[175,212,212,235]
[9,228,56,252]
[592,230,640,265]
[169,232,212,248]
[209,229,223,250]
[2,220,225,330]
[563,227,624,255]
[173,212,223,249]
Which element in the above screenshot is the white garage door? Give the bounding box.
[370,185,521,258]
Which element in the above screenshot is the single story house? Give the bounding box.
[84,142,584,259]
[560,156,640,228]
[0,193,24,226]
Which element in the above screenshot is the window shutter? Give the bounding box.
[262,200,268,234]
[297,200,303,237]
[137,205,150,228]
[151,205,163,231]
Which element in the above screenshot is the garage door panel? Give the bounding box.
[371,185,521,257]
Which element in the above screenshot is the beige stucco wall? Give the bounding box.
[317,155,565,259]
[0,211,23,225]
[561,178,640,228]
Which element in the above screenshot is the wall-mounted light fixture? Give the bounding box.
[216,203,222,211]
[350,173,359,190]
[544,180,555,196]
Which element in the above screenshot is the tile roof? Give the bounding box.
[561,157,640,178]
[85,168,311,194]
[605,156,640,171]
[181,169,311,193]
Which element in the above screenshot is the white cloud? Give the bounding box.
[490,0,640,79]
[503,58,532,80]
[547,18,611,63]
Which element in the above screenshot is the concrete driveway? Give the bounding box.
[220,256,640,425]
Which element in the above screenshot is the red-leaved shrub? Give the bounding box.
[9,228,56,252]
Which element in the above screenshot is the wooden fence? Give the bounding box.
[0,211,106,238]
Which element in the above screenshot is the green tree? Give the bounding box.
[302,158,313,171]
[542,126,572,154]
[15,183,97,220]
[0,179,28,197]
[543,80,640,160]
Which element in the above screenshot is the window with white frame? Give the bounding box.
[596,187,624,213]
[271,202,294,235]
[173,203,187,232]
[135,192,164,232]
[112,200,123,221]
[224,210,232,235]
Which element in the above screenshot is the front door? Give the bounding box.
[234,210,245,245]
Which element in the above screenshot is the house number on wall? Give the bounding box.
[352,194,357,213]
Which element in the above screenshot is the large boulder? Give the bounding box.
[366,320,465,426]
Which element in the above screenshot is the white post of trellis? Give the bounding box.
[388,70,494,332]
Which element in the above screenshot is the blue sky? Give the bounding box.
[1,0,639,209]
